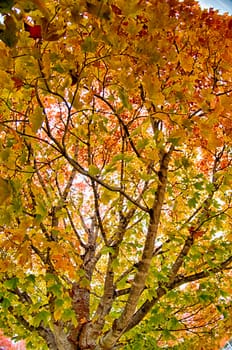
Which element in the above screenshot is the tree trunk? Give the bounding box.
[77,322,101,350]
[39,325,76,350]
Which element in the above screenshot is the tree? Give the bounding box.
[0,0,232,349]
[0,330,25,350]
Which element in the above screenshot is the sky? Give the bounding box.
[198,0,232,14]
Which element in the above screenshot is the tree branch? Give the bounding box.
[125,254,232,332]
[99,146,174,348]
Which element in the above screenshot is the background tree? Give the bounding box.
[0,0,232,349]
[0,330,25,349]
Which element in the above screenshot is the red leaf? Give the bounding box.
[24,22,42,39]
[111,4,122,15]
[228,19,232,30]
[193,230,204,239]
[11,76,24,90]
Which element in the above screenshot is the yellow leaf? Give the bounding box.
[30,106,44,132]
[72,93,83,110]
[42,52,50,78]
[54,308,63,321]
[170,129,187,140]
[101,189,115,205]
[179,53,194,72]
[152,92,165,105]
[0,42,12,69]
[0,70,13,89]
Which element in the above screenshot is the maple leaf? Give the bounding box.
[0,14,18,47]
[0,177,12,204]
[24,22,42,39]
[0,0,14,14]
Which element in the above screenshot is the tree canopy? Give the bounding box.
[0,0,232,349]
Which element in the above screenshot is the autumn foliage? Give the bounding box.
[0,0,232,349]
[0,330,24,350]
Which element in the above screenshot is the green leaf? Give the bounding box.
[182,157,191,168]
[47,283,62,297]
[101,246,115,255]
[0,15,18,47]
[2,298,11,309]
[53,63,65,73]
[0,177,12,204]
[0,207,12,225]
[30,106,44,133]
[206,182,215,194]
[137,138,149,150]
[26,274,36,284]
[35,200,48,217]
[194,182,204,190]
[79,277,90,288]
[102,163,117,174]
[0,148,10,161]
[88,164,101,176]
[162,329,174,340]
[101,189,115,204]
[187,197,197,208]
[33,310,51,327]
[55,298,64,308]
[168,137,181,146]
[167,317,180,330]
[0,0,14,13]
[23,165,35,180]
[62,309,77,326]
[11,196,22,214]
[81,37,98,53]
[4,277,19,289]
[118,88,132,110]
[112,153,133,162]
